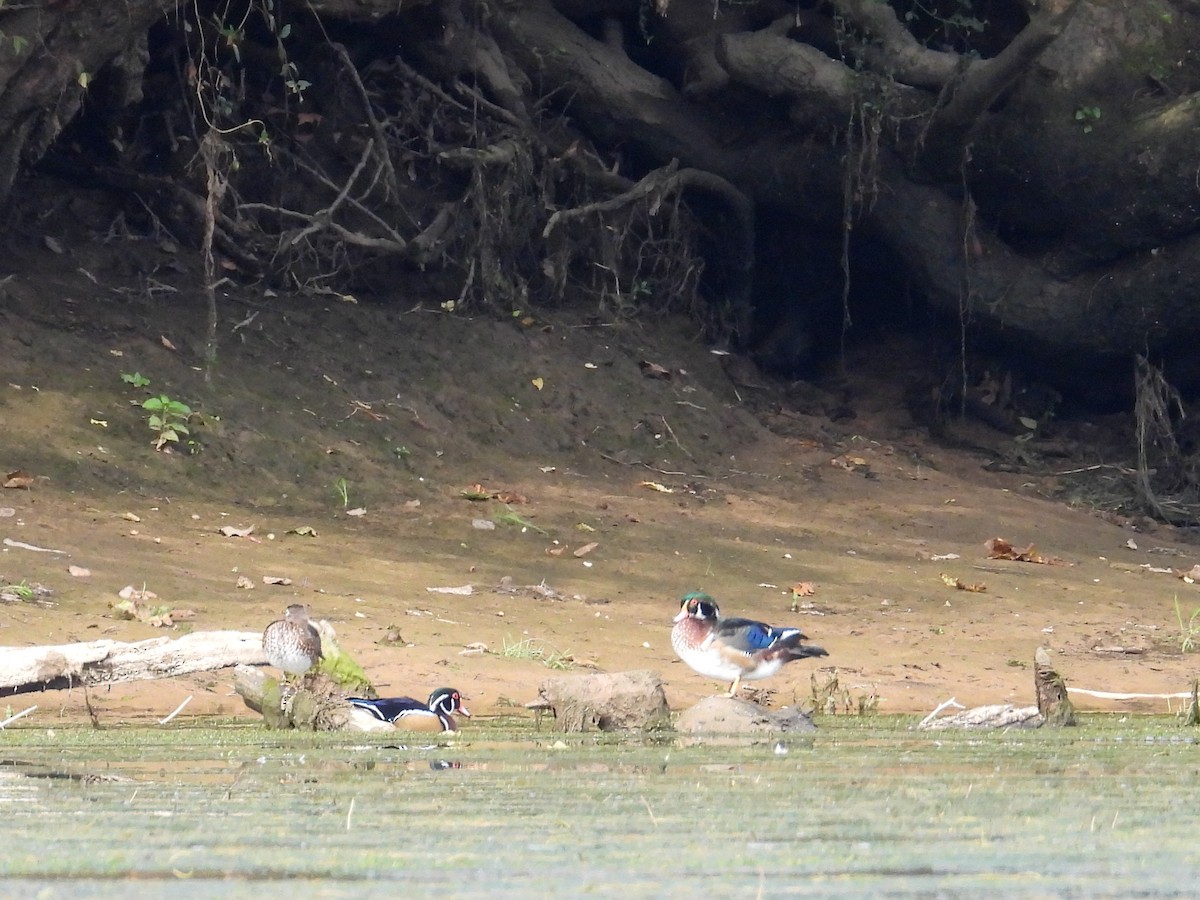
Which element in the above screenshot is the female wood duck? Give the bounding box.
[346,687,472,732]
[262,604,322,678]
[671,591,829,695]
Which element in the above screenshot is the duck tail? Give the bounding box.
[786,643,829,661]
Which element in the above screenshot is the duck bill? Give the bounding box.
[457,705,472,718]
[672,608,688,623]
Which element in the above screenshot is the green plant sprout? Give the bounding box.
[1074,105,1101,133]
[1174,595,1200,653]
[0,580,35,602]
[334,477,350,508]
[500,636,575,670]
[121,371,151,389]
[142,395,191,450]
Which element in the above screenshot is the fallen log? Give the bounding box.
[919,703,1043,730]
[232,664,361,731]
[0,630,266,696]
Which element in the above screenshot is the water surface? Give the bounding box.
[1,717,1195,897]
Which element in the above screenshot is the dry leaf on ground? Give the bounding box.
[1175,564,1200,583]
[985,536,1068,566]
[830,456,871,474]
[460,483,528,504]
[940,573,987,592]
[3,470,35,489]
[460,483,494,501]
[638,360,671,380]
[640,481,674,493]
[111,587,194,627]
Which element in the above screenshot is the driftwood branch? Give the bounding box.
[233,664,365,731]
[831,0,964,89]
[915,2,1082,175]
[0,630,266,696]
[717,31,857,127]
[918,703,1042,730]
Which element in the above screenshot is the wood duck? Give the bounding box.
[347,687,472,732]
[262,604,322,678]
[671,591,829,695]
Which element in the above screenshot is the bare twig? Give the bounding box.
[918,696,964,728]
[394,403,434,431]
[0,704,37,728]
[248,144,409,248]
[597,453,709,479]
[286,138,377,247]
[331,43,400,200]
[543,160,682,238]
[200,131,228,382]
[84,683,100,729]
[1052,463,1137,477]
[659,415,692,459]
[1066,688,1192,700]
[158,695,192,725]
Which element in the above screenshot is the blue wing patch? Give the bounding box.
[715,617,803,653]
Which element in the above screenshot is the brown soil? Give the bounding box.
[1,231,1197,727]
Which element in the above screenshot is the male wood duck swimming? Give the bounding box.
[347,688,472,732]
[262,604,322,678]
[671,591,829,695]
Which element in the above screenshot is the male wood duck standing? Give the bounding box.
[347,688,472,732]
[671,591,829,696]
[262,604,323,679]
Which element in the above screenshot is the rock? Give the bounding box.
[531,670,671,732]
[675,695,816,743]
